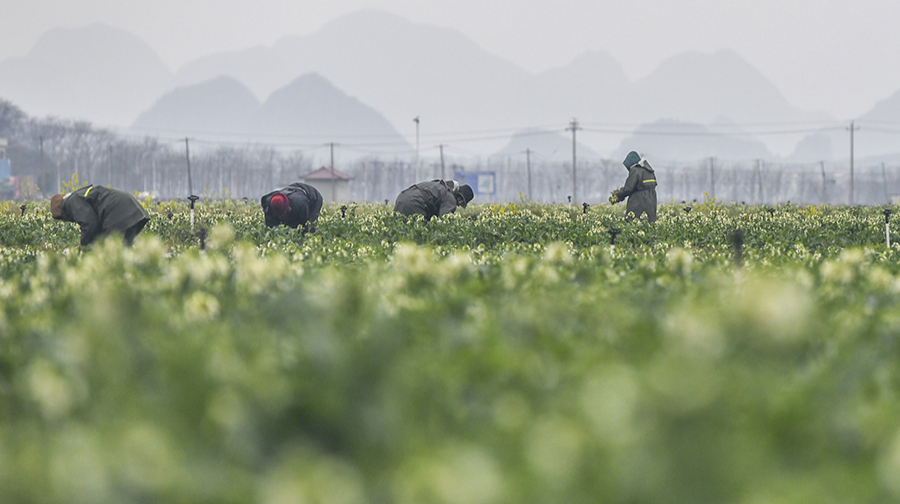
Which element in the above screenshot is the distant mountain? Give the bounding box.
[255,73,409,150]
[493,128,600,161]
[632,50,829,156]
[634,50,799,123]
[170,11,830,159]
[788,91,900,162]
[613,119,771,162]
[132,76,260,138]
[531,51,632,121]
[173,9,534,140]
[172,47,289,104]
[5,12,892,162]
[0,24,172,126]
[131,73,411,156]
[854,90,900,160]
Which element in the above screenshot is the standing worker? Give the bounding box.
[261,182,323,233]
[614,151,658,222]
[50,185,150,247]
[393,179,474,221]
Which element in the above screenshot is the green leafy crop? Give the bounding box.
[1,200,900,503]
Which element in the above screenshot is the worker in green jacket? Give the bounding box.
[50,185,150,247]
[393,179,474,221]
[614,151,658,222]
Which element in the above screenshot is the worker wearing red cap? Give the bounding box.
[260,182,323,232]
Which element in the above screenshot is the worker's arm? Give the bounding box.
[65,195,101,246]
[618,167,641,199]
[436,191,458,217]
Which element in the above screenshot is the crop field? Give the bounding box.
[2,198,900,503]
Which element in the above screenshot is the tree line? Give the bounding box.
[1,98,895,205]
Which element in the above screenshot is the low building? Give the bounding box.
[301,166,354,204]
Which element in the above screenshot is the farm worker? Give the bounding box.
[393,179,474,221]
[615,150,658,222]
[261,182,323,233]
[50,185,150,247]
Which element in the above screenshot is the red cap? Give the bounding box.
[269,193,290,217]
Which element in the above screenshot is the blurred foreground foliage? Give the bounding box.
[1,200,900,503]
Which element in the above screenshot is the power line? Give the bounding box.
[581,125,846,136]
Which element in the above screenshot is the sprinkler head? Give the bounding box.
[733,228,744,267]
[196,227,207,250]
[608,227,621,245]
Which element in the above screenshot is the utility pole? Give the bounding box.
[328,142,337,203]
[820,161,827,202]
[439,144,445,180]
[883,162,889,204]
[184,137,193,197]
[567,118,580,205]
[755,159,764,204]
[184,137,197,234]
[41,136,53,193]
[849,121,859,205]
[413,116,420,182]
[108,145,113,187]
[526,148,532,201]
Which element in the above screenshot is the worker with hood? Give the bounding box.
[614,151,658,222]
[261,182,323,233]
[50,185,150,247]
[393,179,474,221]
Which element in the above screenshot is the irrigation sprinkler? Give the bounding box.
[19,204,26,216]
[197,227,207,251]
[733,228,744,268]
[608,227,621,246]
[188,194,200,233]
[583,202,589,215]
[341,204,348,219]
[885,209,892,248]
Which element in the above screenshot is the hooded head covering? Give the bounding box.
[50,193,65,219]
[458,184,474,207]
[269,192,290,217]
[623,151,641,168]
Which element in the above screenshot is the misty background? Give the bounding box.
[1,2,899,204]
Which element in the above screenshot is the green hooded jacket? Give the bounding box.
[58,185,150,246]
[393,180,460,221]
[619,159,658,222]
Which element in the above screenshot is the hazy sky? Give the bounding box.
[3,0,899,120]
